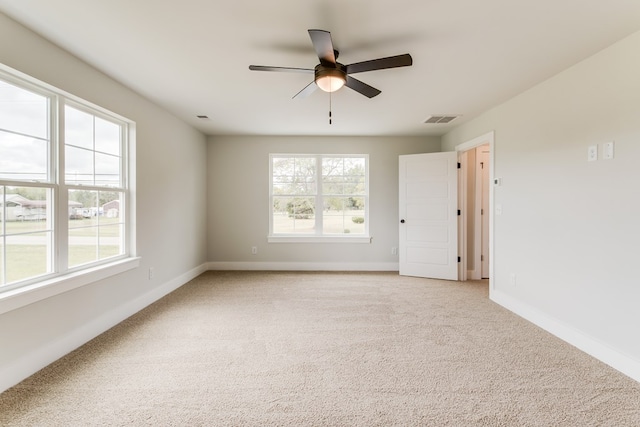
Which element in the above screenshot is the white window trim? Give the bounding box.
[268,153,371,242]
[0,257,140,315]
[0,63,137,314]
[267,236,372,243]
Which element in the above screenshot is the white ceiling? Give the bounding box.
[1,0,639,137]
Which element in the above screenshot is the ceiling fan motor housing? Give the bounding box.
[315,63,347,92]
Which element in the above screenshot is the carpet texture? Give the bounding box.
[1,271,639,426]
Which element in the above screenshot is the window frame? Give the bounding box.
[0,63,138,315]
[268,153,371,243]
[63,101,129,271]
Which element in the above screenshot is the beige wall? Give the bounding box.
[0,13,208,391]
[442,30,640,376]
[207,135,440,268]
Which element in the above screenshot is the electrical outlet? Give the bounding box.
[391,247,398,255]
[148,267,154,280]
[587,145,598,162]
[251,246,258,255]
[510,273,516,286]
[603,141,614,160]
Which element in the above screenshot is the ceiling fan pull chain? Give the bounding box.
[329,90,332,125]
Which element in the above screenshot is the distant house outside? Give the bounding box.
[0,194,82,220]
[102,199,120,218]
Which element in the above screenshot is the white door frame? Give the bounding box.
[455,131,494,288]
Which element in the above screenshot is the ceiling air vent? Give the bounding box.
[196,115,209,119]
[424,115,459,124]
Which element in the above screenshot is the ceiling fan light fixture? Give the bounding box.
[316,75,346,92]
[314,65,347,93]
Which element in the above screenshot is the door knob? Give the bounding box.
[400,219,405,223]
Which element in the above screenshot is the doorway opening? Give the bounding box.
[456,132,494,285]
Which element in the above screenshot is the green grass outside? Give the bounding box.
[1,243,121,285]
[2,217,122,236]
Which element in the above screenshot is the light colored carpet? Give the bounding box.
[1,271,639,426]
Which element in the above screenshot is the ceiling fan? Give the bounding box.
[249,29,413,99]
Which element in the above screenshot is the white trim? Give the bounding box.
[457,150,469,281]
[455,131,494,153]
[0,262,208,394]
[0,257,141,315]
[268,236,372,243]
[491,289,640,383]
[207,261,398,271]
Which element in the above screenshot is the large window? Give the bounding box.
[0,67,133,294]
[269,154,369,242]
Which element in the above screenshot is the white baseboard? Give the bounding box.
[491,288,640,383]
[0,263,208,394]
[206,261,399,272]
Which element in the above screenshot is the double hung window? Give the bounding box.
[269,154,369,242]
[0,67,132,294]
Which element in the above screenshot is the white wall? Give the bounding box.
[0,13,208,392]
[442,31,640,380]
[207,135,440,270]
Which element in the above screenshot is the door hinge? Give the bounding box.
[480,161,484,169]
[457,256,461,263]
[457,162,461,169]
[481,208,484,215]
[457,209,461,216]
[481,255,484,261]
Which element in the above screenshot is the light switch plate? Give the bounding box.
[588,145,598,162]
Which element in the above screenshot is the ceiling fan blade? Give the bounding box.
[293,81,318,99]
[249,65,314,73]
[345,76,381,98]
[308,29,336,66]
[346,54,413,74]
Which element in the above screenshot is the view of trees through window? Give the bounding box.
[271,155,367,236]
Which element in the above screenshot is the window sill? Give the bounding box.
[0,257,141,315]
[268,236,372,243]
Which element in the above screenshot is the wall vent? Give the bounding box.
[424,115,459,124]
[196,115,209,119]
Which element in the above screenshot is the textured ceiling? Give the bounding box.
[1,0,639,136]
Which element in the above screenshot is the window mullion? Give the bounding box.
[45,97,53,275]
[315,156,322,236]
[57,98,68,274]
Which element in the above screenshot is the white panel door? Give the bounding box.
[399,152,458,280]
